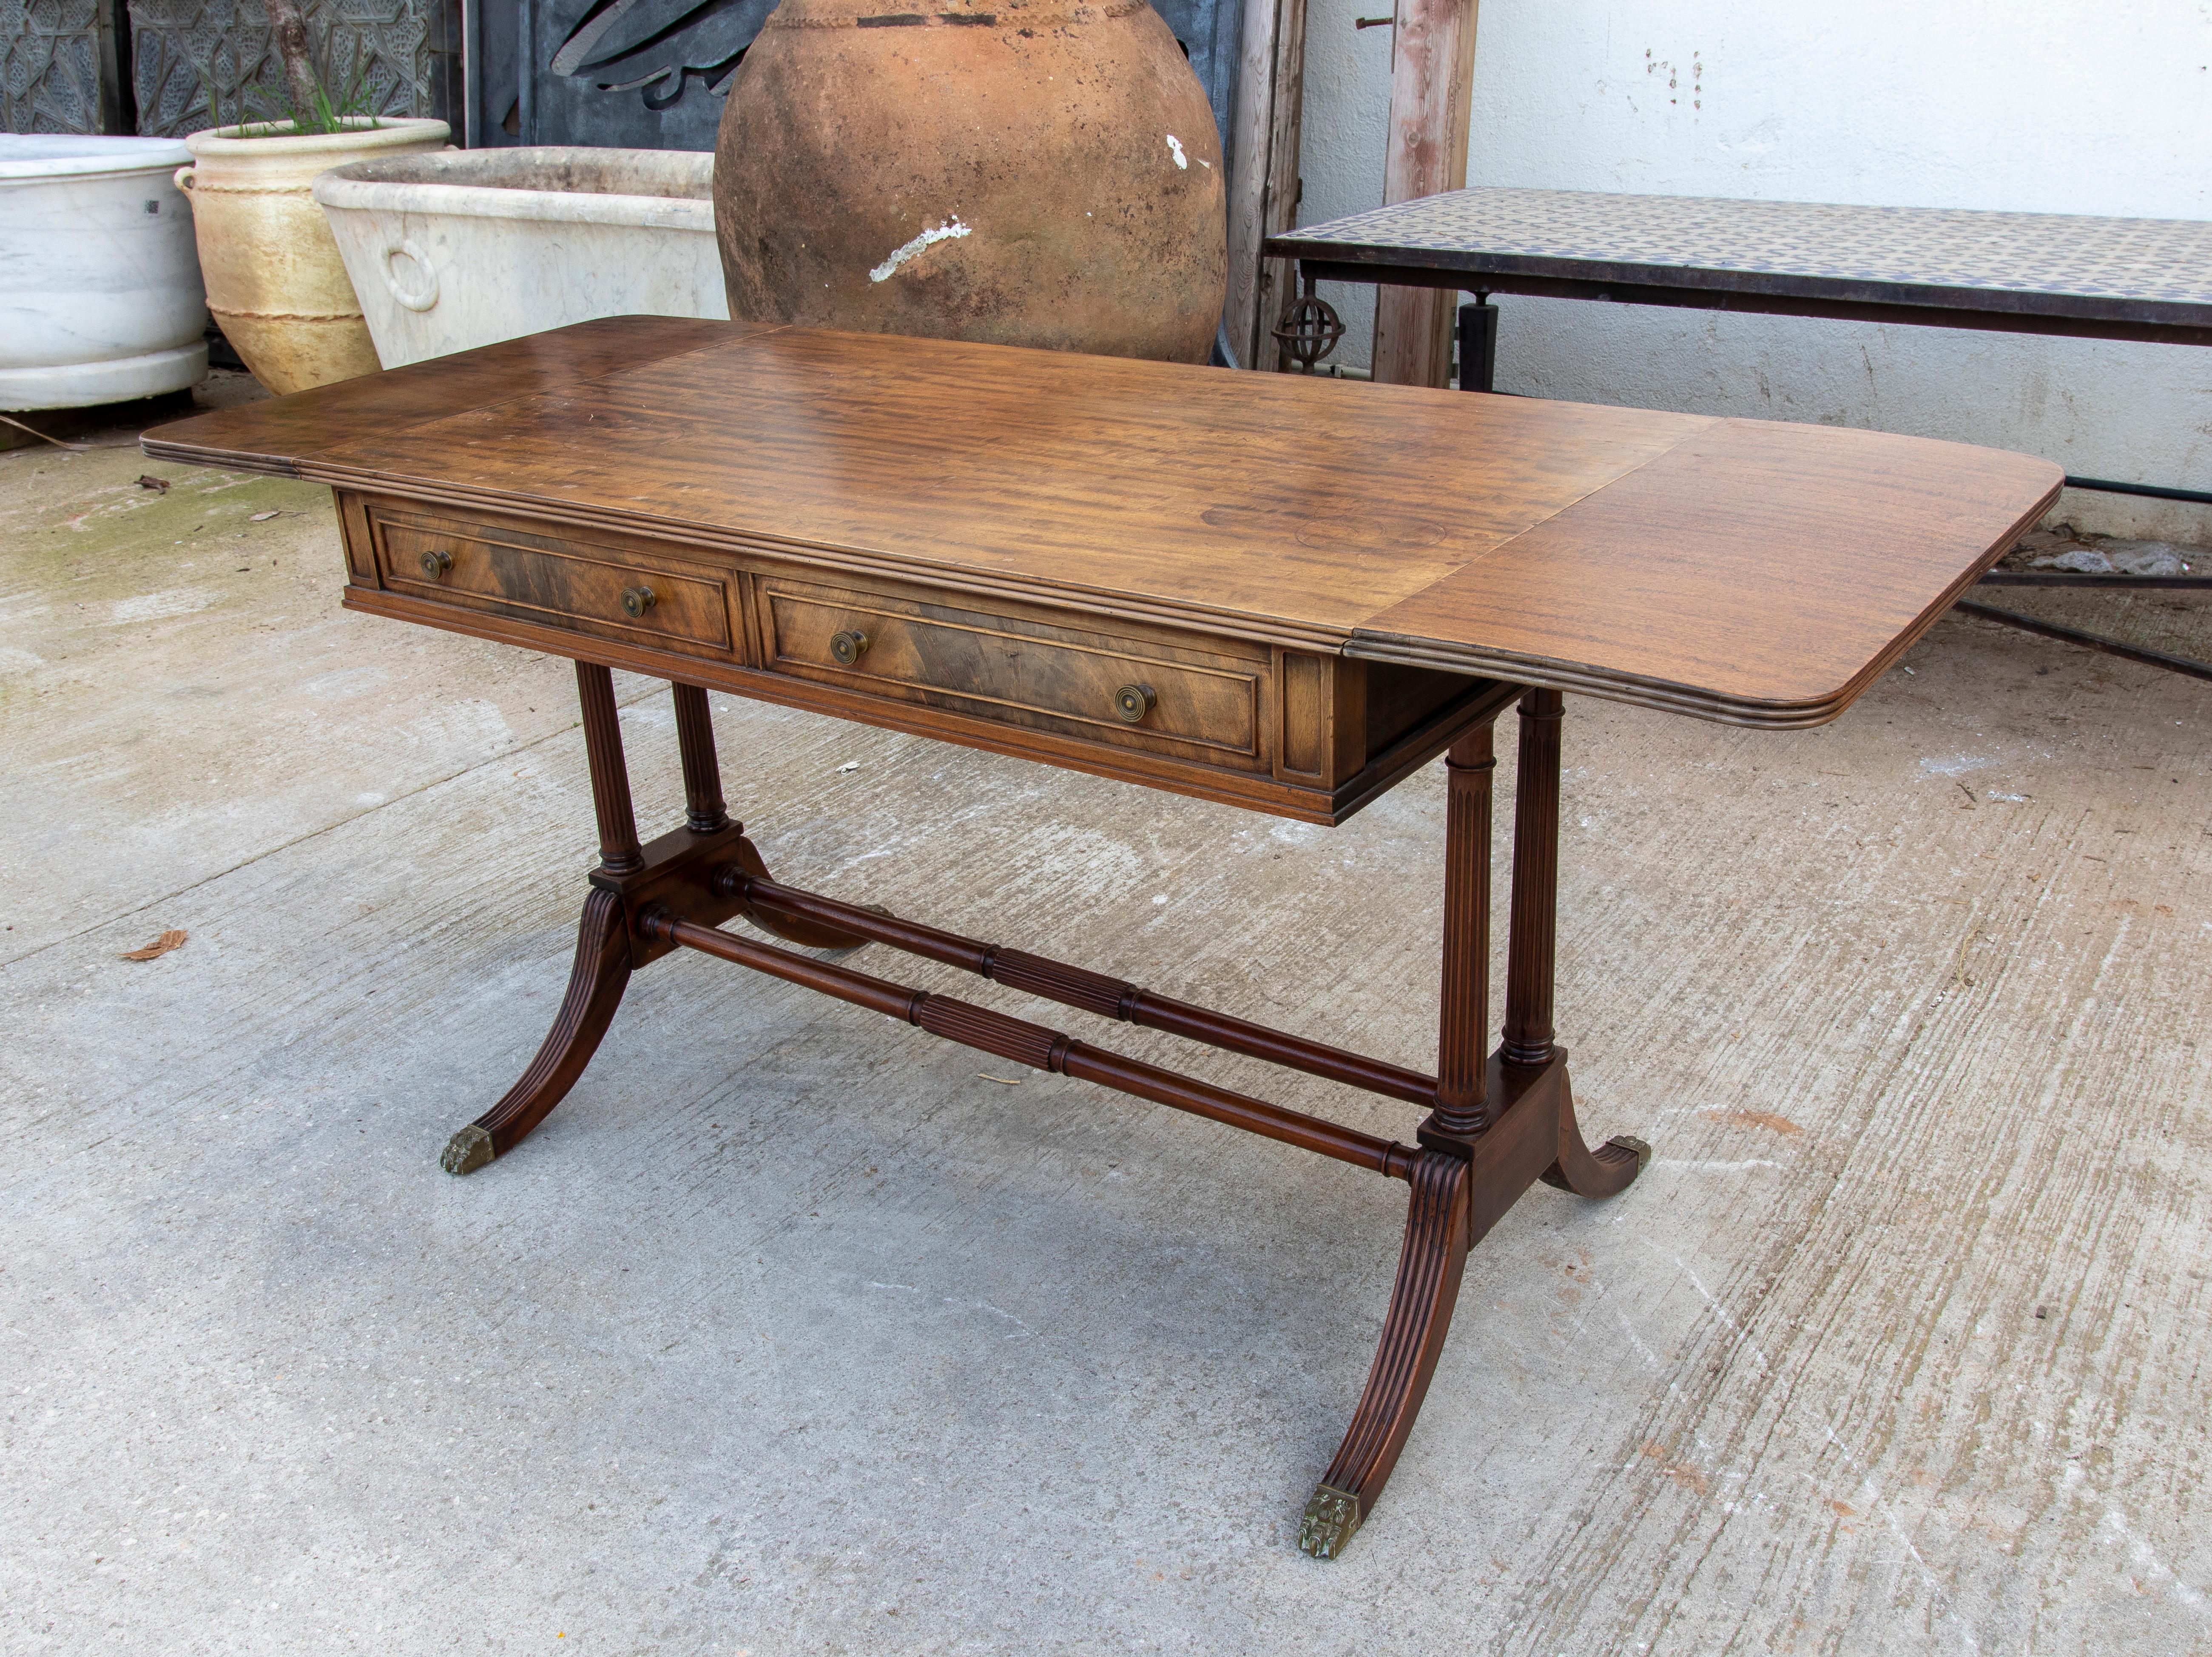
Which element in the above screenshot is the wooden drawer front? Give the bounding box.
[763,579,1261,760]
[372,512,734,656]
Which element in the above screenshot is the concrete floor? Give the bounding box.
[4,384,2209,1656]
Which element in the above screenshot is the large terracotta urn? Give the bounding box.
[714,0,1227,363]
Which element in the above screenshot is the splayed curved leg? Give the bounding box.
[441,887,633,1175]
[1540,1066,1651,1198]
[1299,1149,1473,1559]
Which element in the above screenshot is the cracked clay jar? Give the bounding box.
[713,0,1228,363]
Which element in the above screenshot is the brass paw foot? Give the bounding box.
[440,1124,495,1175]
[1607,1134,1653,1171]
[1298,1484,1362,1560]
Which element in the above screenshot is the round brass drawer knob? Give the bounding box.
[1113,682,1157,723]
[830,628,870,667]
[419,548,453,579]
[620,585,657,620]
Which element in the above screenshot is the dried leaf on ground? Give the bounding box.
[119,929,188,961]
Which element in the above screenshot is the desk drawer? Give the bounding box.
[369,509,735,658]
[760,577,1262,762]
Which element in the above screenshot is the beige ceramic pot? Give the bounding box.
[714,0,1227,363]
[178,117,448,394]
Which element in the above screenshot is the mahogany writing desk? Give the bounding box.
[145,317,2060,1558]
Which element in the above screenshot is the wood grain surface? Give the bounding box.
[139,315,736,477]
[142,318,2061,726]
[307,327,1704,639]
[1353,420,2064,724]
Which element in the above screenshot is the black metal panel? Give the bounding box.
[465,0,1242,158]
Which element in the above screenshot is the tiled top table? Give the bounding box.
[1267,185,2212,347]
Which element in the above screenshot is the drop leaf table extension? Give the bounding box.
[1267,185,2212,678]
[145,318,2060,1558]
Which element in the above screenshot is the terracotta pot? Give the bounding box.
[178,117,449,394]
[714,0,1226,363]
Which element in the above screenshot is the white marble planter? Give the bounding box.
[0,136,208,411]
[313,147,725,369]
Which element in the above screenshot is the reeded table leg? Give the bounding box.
[1504,686,1563,1067]
[1303,688,1653,1558]
[441,670,871,1174]
[441,663,644,1174]
[1300,1149,1473,1558]
[440,889,633,1174]
[672,681,730,834]
[1507,688,1650,1191]
[1422,726,1496,1145]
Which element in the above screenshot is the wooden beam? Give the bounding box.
[1226,0,1310,371]
[93,0,136,136]
[1370,0,1479,387]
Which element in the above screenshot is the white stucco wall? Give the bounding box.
[1296,0,2212,539]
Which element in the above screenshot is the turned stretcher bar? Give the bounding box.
[646,906,1422,1179]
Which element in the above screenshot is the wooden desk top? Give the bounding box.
[145,315,2060,728]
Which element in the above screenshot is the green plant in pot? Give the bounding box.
[176,0,448,394]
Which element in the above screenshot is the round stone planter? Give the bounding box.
[0,135,208,412]
[314,147,725,370]
[178,117,449,395]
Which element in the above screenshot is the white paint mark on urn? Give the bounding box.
[869,217,972,282]
[1166,134,1188,169]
